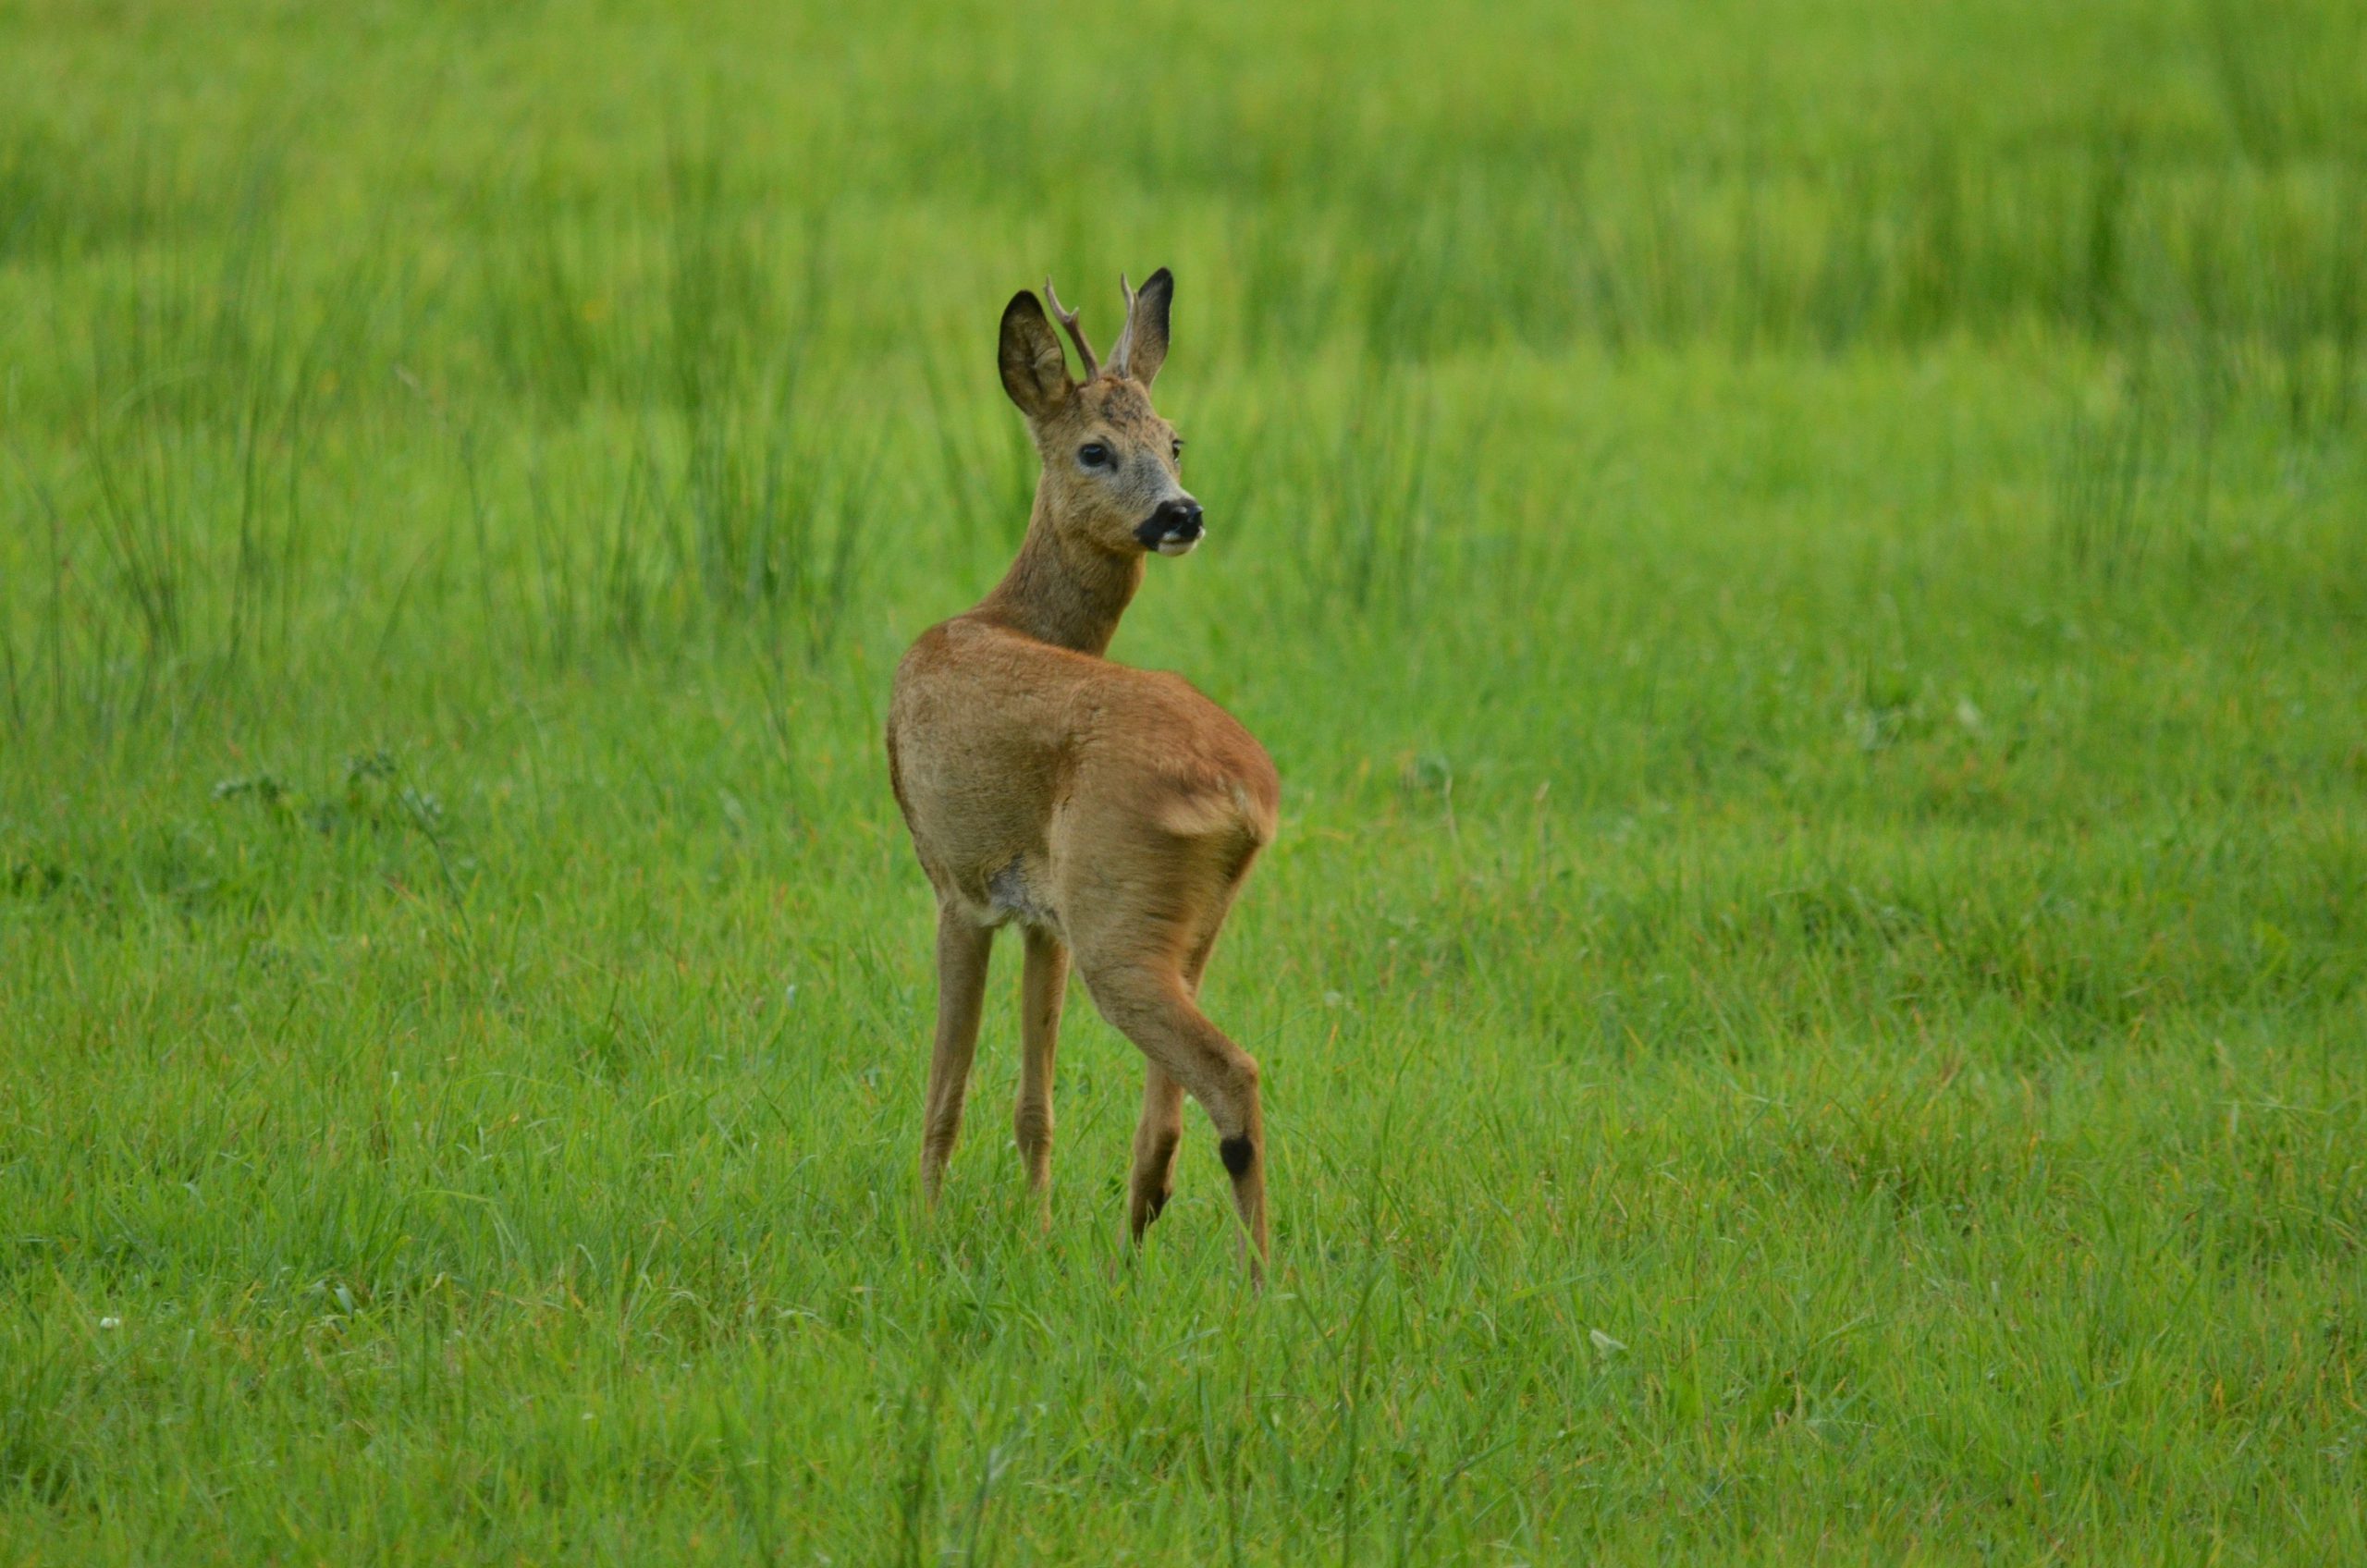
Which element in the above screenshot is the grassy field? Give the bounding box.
[4,0,2365,1561]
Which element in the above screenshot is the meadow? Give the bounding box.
[3,0,2364,1560]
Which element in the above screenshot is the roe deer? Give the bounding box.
[887,268,1279,1270]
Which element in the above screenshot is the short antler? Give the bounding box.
[1043,276,1098,383]
[1107,273,1139,378]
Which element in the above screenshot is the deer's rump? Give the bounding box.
[887,618,1278,932]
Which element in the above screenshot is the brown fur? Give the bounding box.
[887,270,1279,1270]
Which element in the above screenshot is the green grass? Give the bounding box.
[3,0,2365,1561]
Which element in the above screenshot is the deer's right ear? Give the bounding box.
[998,291,1073,420]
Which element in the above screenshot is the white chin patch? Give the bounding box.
[1155,536,1201,557]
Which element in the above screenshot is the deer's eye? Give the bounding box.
[1078,443,1111,469]
[1171,438,1184,461]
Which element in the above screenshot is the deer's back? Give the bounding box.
[888,616,1277,922]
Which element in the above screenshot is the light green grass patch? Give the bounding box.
[3,0,2363,1562]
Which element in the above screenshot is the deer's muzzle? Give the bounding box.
[1137,498,1205,557]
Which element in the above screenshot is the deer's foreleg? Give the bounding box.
[920,905,994,1207]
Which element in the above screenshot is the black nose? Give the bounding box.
[1136,498,1206,549]
[1159,498,1203,538]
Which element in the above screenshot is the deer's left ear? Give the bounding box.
[999,291,1074,421]
[1111,267,1173,387]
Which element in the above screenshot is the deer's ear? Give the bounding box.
[999,291,1073,419]
[1117,267,1172,387]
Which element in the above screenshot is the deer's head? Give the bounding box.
[998,268,1201,558]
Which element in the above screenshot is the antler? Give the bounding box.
[1043,276,1098,382]
[1107,273,1139,378]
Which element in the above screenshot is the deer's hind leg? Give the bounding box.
[1073,846,1268,1269]
[920,902,994,1207]
[1128,928,1218,1241]
[1089,964,1266,1267]
[1130,1062,1186,1240]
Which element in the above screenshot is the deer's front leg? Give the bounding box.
[1014,925,1067,1228]
[921,905,994,1207]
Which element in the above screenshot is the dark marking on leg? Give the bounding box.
[1219,1135,1255,1177]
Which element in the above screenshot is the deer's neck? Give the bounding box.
[975,484,1144,656]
